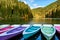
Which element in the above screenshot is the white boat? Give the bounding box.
[23,24,42,39]
[21,24,30,28]
[41,24,56,40]
[0,24,10,29]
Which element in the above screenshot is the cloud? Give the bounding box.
[29,0,34,2]
[24,1,27,4]
[19,0,24,1]
[33,4,43,7]
[20,0,27,4]
[30,4,44,9]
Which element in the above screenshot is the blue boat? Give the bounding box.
[23,24,41,39]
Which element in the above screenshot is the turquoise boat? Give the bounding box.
[41,24,56,40]
[23,24,41,39]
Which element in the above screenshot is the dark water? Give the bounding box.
[29,18,60,24]
[0,18,60,24]
[9,30,60,40]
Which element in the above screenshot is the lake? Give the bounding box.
[21,18,60,24]
[0,18,60,24]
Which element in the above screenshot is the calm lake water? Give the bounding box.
[0,18,60,24]
[20,18,60,24]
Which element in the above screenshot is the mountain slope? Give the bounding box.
[0,0,33,24]
[32,0,60,18]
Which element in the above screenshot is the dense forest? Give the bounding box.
[0,0,33,24]
[32,0,60,18]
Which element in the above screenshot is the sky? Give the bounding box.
[19,0,57,9]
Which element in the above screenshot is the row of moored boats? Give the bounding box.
[0,24,60,40]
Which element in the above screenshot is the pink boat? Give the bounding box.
[0,25,20,34]
[54,24,60,33]
[0,26,13,34]
[0,24,29,40]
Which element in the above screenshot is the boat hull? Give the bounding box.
[23,30,37,39]
[42,33,54,40]
[0,27,26,40]
[23,28,40,39]
[41,30,55,40]
[0,31,22,40]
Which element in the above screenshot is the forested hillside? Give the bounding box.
[0,0,33,24]
[32,0,60,18]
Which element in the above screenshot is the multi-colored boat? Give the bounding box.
[0,24,22,34]
[41,24,56,40]
[54,24,60,33]
[0,25,13,34]
[0,24,20,33]
[0,24,10,29]
[0,24,26,40]
[23,24,41,39]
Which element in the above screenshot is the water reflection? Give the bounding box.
[0,17,32,24]
[55,31,60,39]
[1,18,60,24]
[21,31,59,40]
[7,30,60,40]
[41,32,55,40]
[20,18,33,24]
[55,35,59,40]
[29,18,60,24]
[8,33,23,40]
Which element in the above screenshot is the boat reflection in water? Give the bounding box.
[8,33,23,40]
[8,30,60,40]
[54,24,60,40]
[29,18,60,24]
[55,31,60,40]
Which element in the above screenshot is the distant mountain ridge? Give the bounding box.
[32,0,60,18]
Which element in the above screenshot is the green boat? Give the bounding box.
[41,24,56,40]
